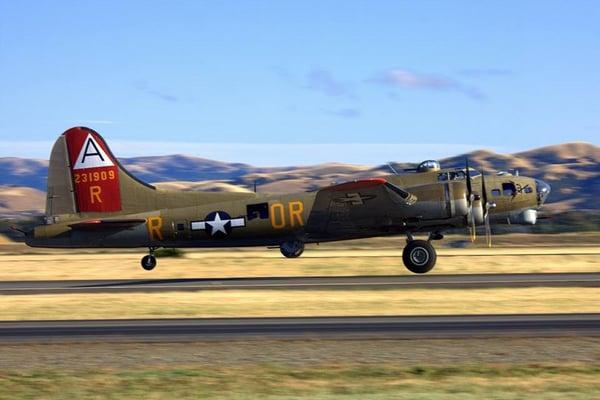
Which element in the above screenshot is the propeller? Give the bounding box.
[465,158,477,242]
[480,170,494,247]
[465,159,496,246]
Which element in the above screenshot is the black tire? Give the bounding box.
[141,255,157,271]
[402,240,436,274]
[280,240,305,258]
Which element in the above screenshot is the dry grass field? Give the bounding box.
[1,287,598,320]
[0,245,598,281]
[0,233,598,320]
[1,233,599,398]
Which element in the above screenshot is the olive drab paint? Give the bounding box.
[27,126,551,275]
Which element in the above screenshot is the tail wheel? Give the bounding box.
[280,240,305,258]
[402,240,436,274]
[141,255,157,271]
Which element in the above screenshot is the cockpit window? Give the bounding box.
[438,172,462,181]
[491,189,501,196]
[502,182,517,197]
[437,168,480,182]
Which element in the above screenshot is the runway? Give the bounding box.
[1,272,599,294]
[1,314,599,342]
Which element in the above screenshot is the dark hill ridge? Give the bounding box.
[0,142,598,212]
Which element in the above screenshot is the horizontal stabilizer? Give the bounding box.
[9,225,28,235]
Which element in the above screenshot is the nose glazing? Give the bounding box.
[535,179,551,205]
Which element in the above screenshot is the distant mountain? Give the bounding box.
[0,142,598,214]
[444,143,600,212]
[0,158,48,190]
[0,186,45,215]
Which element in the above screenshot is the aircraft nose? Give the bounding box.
[535,179,551,205]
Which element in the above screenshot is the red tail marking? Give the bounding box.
[63,127,122,213]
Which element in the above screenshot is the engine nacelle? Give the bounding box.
[470,201,485,225]
[449,182,484,225]
[493,209,538,225]
[511,209,538,225]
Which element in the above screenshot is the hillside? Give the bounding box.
[0,186,46,215]
[441,143,600,212]
[0,142,597,215]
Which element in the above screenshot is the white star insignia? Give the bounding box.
[206,212,229,235]
[190,212,246,237]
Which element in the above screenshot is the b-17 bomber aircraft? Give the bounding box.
[19,127,551,273]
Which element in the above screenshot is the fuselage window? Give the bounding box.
[491,189,501,196]
[502,182,517,197]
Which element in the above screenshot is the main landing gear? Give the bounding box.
[280,240,305,258]
[402,233,441,274]
[141,247,157,271]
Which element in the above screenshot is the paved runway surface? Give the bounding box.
[1,273,599,294]
[1,314,599,342]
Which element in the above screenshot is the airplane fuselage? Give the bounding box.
[28,172,545,249]
[23,127,550,273]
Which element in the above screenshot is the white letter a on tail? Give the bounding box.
[73,134,114,170]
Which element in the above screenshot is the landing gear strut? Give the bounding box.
[141,247,157,271]
[402,239,437,274]
[280,240,305,258]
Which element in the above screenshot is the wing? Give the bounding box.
[68,218,146,231]
[306,178,417,235]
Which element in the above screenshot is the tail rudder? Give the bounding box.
[46,127,153,218]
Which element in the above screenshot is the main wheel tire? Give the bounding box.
[402,240,436,274]
[280,240,305,258]
[141,255,157,271]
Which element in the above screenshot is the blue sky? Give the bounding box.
[0,1,598,165]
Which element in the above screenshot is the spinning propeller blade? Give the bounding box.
[465,158,473,198]
[465,158,476,242]
[481,170,493,248]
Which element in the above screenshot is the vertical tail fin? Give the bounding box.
[46,127,154,218]
[65,126,123,213]
[46,126,253,220]
[46,130,77,216]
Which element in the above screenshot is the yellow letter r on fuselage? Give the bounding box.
[147,216,164,241]
[289,200,304,227]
